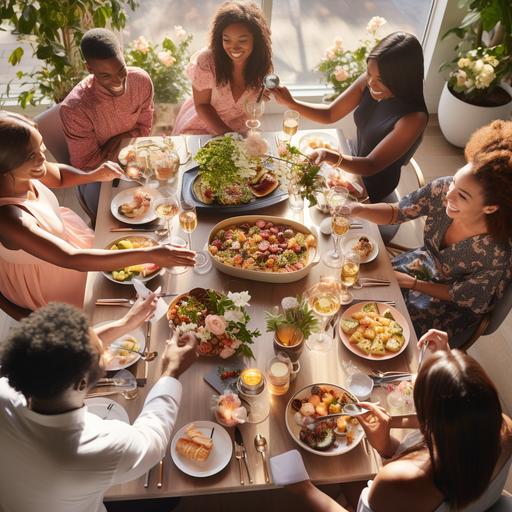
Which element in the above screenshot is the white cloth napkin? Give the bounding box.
[269,449,310,486]
[132,279,168,322]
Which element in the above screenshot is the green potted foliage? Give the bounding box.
[0,0,138,107]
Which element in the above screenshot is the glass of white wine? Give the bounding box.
[179,200,211,274]
[153,191,179,244]
[305,276,341,352]
[282,110,300,140]
[340,251,360,304]
[323,186,349,268]
[244,98,265,132]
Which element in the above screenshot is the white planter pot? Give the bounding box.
[438,82,512,148]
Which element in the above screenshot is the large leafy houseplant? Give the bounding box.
[0,0,138,107]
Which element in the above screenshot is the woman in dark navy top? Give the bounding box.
[271,32,428,202]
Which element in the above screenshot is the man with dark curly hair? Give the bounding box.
[0,298,197,512]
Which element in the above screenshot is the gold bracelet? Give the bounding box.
[388,203,396,224]
[334,153,344,167]
[412,277,418,291]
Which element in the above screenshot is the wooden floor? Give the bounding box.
[1,114,511,509]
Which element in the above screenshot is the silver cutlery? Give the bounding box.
[235,427,253,484]
[157,459,164,488]
[234,444,245,485]
[359,278,391,283]
[254,434,271,483]
[102,402,115,419]
[360,282,391,288]
[370,374,413,386]
[418,341,429,369]
[144,468,151,488]
[109,227,159,233]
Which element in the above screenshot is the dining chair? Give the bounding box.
[0,291,31,321]
[487,491,512,511]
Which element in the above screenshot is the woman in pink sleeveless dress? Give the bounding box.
[0,112,195,311]
[173,2,272,135]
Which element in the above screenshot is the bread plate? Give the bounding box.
[207,215,320,283]
[342,234,379,263]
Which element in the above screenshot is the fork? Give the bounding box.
[234,444,245,485]
[102,403,115,419]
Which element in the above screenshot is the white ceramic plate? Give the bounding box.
[103,235,164,285]
[111,187,162,225]
[342,234,379,263]
[338,302,410,361]
[170,421,232,477]
[85,397,130,423]
[298,132,339,154]
[285,383,364,457]
[94,321,145,371]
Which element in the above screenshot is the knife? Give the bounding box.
[234,427,253,484]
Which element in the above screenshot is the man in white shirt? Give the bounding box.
[0,299,197,512]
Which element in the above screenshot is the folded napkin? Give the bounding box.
[269,449,310,486]
[132,279,168,322]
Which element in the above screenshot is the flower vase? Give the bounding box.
[438,82,512,148]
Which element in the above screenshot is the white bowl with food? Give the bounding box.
[342,234,379,263]
[103,235,164,284]
[338,302,410,360]
[285,383,364,456]
[111,187,162,225]
[207,215,319,283]
[298,131,339,154]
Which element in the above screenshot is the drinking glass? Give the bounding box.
[244,98,265,132]
[179,200,212,274]
[323,186,349,268]
[88,369,137,398]
[305,276,341,352]
[282,110,300,140]
[340,251,360,304]
[136,142,157,188]
[288,177,304,213]
[153,190,179,244]
[154,153,179,187]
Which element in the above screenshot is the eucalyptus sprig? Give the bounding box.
[265,295,319,339]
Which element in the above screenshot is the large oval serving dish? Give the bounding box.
[207,215,319,283]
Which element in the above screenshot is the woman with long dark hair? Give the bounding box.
[173,1,272,135]
[272,32,428,202]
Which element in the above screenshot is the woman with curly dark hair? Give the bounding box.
[347,120,512,342]
[173,1,272,135]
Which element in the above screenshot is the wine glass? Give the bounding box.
[135,141,155,188]
[282,110,300,140]
[288,176,304,213]
[88,369,137,399]
[323,186,349,268]
[340,251,361,304]
[179,200,212,274]
[153,190,179,244]
[244,98,265,132]
[305,276,341,352]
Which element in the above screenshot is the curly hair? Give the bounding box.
[0,303,95,400]
[209,1,272,89]
[464,120,512,243]
[0,111,36,175]
[81,28,121,61]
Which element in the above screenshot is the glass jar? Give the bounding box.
[236,368,270,424]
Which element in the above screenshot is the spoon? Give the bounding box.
[114,346,158,362]
[256,73,281,103]
[254,434,271,483]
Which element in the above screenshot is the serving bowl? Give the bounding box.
[207,215,319,283]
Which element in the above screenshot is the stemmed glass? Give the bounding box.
[179,200,212,274]
[282,110,300,140]
[323,186,349,268]
[244,98,265,132]
[135,141,157,188]
[88,369,137,399]
[305,276,341,352]
[340,251,361,305]
[153,190,179,244]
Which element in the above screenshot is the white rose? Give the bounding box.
[174,25,187,41]
[457,57,471,68]
[454,70,467,87]
[158,50,175,68]
[334,66,349,82]
[133,36,150,54]
[177,322,197,333]
[227,291,251,308]
[366,16,386,34]
[325,48,337,60]
[473,59,484,73]
[224,309,244,323]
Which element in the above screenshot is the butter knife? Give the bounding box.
[234,427,253,484]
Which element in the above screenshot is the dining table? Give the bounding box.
[83,128,419,502]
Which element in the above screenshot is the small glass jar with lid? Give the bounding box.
[236,368,270,424]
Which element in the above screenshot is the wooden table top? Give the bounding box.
[83,129,418,500]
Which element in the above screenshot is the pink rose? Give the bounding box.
[205,314,227,336]
[219,346,236,359]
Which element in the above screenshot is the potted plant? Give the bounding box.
[124,27,192,134]
[317,16,387,101]
[0,0,138,107]
[438,0,512,147]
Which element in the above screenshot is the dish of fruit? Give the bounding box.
[339,302,410,360]
[285,383,364,456]
[103,236,162,284]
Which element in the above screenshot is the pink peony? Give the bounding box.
[133,36,150,54]
[158,50,175,68]
[334,66,349,82]
[205,314,227,336]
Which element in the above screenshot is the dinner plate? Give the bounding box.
[94,321,145,371]
[181,166,288,213]
[102,235,164,285]
[110,186,162,225]
[298,131,339,154]
[285,383,364,457]
[342,234,379,263]
[85,397,130,423]
[170,420,232,477]
[338,302,410,361]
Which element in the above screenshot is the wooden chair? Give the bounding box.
[0,291,31,321]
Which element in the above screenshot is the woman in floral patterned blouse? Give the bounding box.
[350,120,512,341]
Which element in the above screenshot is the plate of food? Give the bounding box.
[285,383,364,456]
[343,235,378,263]
[170,421,232,477]
[103,236,163,284]
[207,215,319,283]
[85,397,130,422]
[94,322,145,371]
[111,187,162,224]
[339,302,410,360]
[298,131,339,154]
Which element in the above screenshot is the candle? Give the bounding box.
[240,368,263,388]
[237,368,269,423]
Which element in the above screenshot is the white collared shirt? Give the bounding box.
[0,376,182,512]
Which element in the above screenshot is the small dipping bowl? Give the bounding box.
[347,372,374,401]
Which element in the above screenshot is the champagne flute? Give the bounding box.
[323,186,349,268]
[179,200,212,274]
[282,110,299,140]
[340,251,360,304]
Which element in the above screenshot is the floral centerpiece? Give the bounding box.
[125,26,192,104]
[318,16,387,101]
[168,288,260,359]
